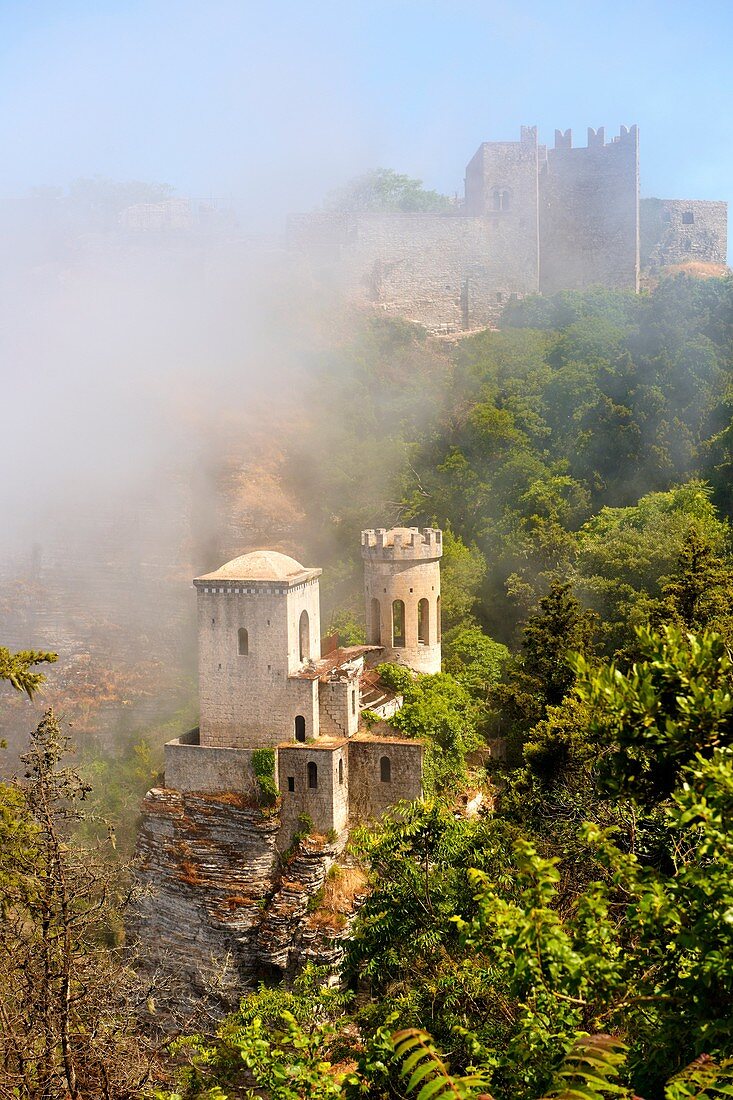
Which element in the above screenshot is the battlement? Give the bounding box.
[551,125,637,153]
[360,526,443,561]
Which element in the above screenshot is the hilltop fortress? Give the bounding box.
[289,125,728,332]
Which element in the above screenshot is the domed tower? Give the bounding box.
[361,527,442,675]
[193,550,322,749]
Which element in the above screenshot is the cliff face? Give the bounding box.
[131,787,360,1014]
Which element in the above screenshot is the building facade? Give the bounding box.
[163,528,440,842]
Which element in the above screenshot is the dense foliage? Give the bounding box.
[4,275,733,1097]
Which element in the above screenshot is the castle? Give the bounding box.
[288,125,728,333]
[161,526,442,840]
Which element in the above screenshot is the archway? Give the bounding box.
[392,600,405,648]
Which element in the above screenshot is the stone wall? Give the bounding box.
[347,735,424,822]
[540,126,639,294]
[319,677,360,738]
[277,741,349,842]
[648,199,728,267]
[196,579,320,748]
[164,732,259,794]
[288,211,532,333]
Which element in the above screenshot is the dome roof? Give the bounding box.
[196,549,314,584]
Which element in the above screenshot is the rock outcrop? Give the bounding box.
[131,787,361,1015]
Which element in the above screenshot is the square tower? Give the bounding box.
[194,550,322,749]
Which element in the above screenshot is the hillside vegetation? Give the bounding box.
[2,274,733,1098]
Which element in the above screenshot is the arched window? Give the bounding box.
[492,187,501,211]
[307,761,318,789]
[238,627,249,655]
[418,598,429,645]
[436,595,441,642]
[338,758,344,785]
[380,756,391,783]
[299,610,310,662]
[501,190,511,211]
[370,597,381,644]
[392,600,406,648]
[295,715,306,742]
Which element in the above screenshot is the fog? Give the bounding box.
[2,1,732,762]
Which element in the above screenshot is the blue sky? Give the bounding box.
[1,0,731,228]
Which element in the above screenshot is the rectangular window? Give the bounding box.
[287,777,295,792]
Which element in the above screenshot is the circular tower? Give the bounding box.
[361,527,442,675]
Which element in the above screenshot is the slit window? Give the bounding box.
[370,597,381,644]
[380,756,391,783]
[308,761,318,789]
[436,595,441,642]
[238,627,249,655]
[295,715,306,742]
[418,598,429,645]
[392,600,406,648]
[287,776,295,792]
[338,758,344,785]
[299,610,310,662]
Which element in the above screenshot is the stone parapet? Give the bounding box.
[361,527,442,561]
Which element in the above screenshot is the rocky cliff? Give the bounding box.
[131,787,363,1015]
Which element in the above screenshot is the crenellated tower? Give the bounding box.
[361,526,442,675]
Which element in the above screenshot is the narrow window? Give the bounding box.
[295,715,306,742]
[501,190,511,211]
[238,627,249,655]
[287,776,295,792]
[418,598,429,646]
[392,599,406,648]
[351,690,356,716]
[380,756,391,783]
[436,595,442,642]
[299,610,310,662]
[682,211,694,224]
[492,187,501,211]
[370,597,381,644]
[338,758,344,785]
[308,761,318,789]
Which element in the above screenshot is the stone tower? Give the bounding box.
[193,550,323,749]
[361,527,442,675]
[539,125,640,293]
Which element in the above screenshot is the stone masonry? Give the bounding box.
[288,125,728,333]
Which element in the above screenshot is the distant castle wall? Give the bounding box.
[288,125,726,333]
[288,211,534,331]
[539,126,640,294]
[646,199,728,267]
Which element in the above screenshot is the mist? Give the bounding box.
[2,0,733,766]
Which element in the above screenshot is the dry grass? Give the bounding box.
[308,864,369,931]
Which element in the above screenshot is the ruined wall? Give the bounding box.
[347,735,424,822]
[196,580,320,748]
[288,211,533,332]
[646,199,728,267]
[540,126,640,294]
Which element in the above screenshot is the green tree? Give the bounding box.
[326,168,451,213]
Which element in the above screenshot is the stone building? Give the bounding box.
[161,526,441,841]
[132,528,440,1005]
[288,124,728,332]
